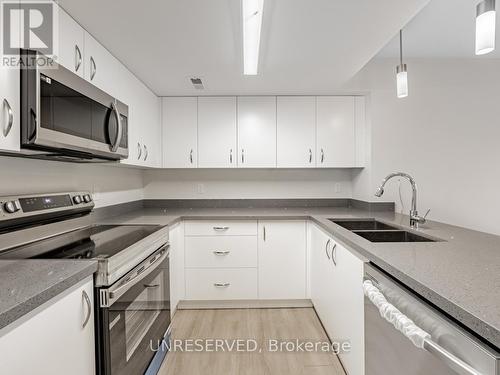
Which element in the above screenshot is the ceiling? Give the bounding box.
[377,0,500,58]
[59,0,429,95]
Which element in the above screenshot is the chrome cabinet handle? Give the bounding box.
[144,144,148,161]
[309,148,312,163]
[229,149,233,164]
[75,45,82,72]
[213,226,229,231]
[144,284,160,288]
[331,243,337,266]
[320,148,324,163]
[325,239,331,259]
[241,149,244,164]
[263,226,266,241]
[137,142,142,160]
[3,99,13,137]
[214,283,230,288]
[90,56,96,80]
[82,290,92,329]
[213,250,230,256]
[110,102,122,152]
[189,149,193,164]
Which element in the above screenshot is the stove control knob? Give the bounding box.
[83,194,92,203]
[73,195,82,204]
[4,201,20,214]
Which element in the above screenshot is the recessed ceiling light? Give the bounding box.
[242,0,264,75]
[476,0,496,55]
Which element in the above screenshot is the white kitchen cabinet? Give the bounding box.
[198,97,237,168]
[0,277,95,375]
[237,96,277,168]
[0,0,20,152]
[277,96,316,168]
[258,221,307,299]
[162,97,198,168]
[169,222,185,315]
[316,96,356,167]
[310,223,364,375]
[57,6,85,77]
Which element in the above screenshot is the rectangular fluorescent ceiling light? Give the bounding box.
[243,0,264,75]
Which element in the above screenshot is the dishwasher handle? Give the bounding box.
[363,280,484,375]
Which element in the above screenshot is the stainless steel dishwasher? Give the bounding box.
[364,263,499,375]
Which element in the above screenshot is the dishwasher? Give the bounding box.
[363,263,499,375]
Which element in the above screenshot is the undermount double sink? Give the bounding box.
[330,219,437,243]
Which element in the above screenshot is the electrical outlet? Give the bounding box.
[334,183,341,193]
[197,183,205,194]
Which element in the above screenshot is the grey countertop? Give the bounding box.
[0,259,97,331]
[99,206,500,350]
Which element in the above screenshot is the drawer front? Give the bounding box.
[185,268,258,300]
[185,236,258,268]
[185,220,258,236]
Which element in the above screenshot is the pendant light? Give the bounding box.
[476,0,496,55]
[396,30,408,98]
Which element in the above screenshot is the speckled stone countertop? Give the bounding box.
[99,206,500,350]
[0,260,97,331]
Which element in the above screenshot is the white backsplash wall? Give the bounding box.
[143,169,353,200]
[0,157,144,208]
[348,58,500,235]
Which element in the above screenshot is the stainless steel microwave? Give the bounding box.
[20,49,128,161]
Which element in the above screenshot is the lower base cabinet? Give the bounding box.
[0,277,95,375]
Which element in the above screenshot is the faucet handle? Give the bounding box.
[423,208,431,220]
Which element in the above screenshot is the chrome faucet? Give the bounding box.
[375,172,430,228]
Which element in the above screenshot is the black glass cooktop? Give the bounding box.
[0,225,163,260]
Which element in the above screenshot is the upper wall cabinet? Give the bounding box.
[163,97,198,168]
[237,97,277,168]
[57,6,85,77]
[198,97,237,168]
[277,96,316,168]
[316,96,356,168]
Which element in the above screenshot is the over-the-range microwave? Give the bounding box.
[19,49,129,162]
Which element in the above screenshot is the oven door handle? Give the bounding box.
[363,280,483,375]
[100,245,169,307]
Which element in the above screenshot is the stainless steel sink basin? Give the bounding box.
[330,219,398,231]
[352,230,436,243]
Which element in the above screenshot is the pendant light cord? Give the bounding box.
[399,29,403,66]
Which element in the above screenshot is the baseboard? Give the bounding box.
[177,299,313,309]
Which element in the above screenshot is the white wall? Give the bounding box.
[348,58,500,235]
[143,169,352,199]
[0,157,144,207]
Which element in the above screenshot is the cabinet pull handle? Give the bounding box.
[321,148,324,163]
[214,283,230,288]
[331,243,337,266]
[263,225,266,241]
[190,149,193,164]
[82,290,92,329]
[75,45,82,72]
[144,284,160,288]
[325,239,331,259]
[3,99,13,137]
[241,149,244,164]
[213,226,229,231]
[309,148,312,163]
[230,149,233,164]
[137,142,142,160]
[213,250,230,256]
[144,144,148,161]
[90,56,97,80]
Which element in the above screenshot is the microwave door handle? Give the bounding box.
[363,280,482,375]
[110,102,122,152]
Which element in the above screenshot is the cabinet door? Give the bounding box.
[162,97,198,168]
[198,97,237,168]
[277,96,316,168]
[0,277,95,375]
[258,220,307,299]
[0,0,20,152]
[237,96,276,167]
[316,96,356,167]
[57,6,85,77]
[169,222,185,316]
[84,32,120,95]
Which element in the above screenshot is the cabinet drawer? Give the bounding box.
[185,220,258,236]
[185,268,258,300]
[185,236,257,268]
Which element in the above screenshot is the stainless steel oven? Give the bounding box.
[97,244,171,375]
[20,49,128,161]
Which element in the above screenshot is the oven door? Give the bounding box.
[96,245,170,375]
